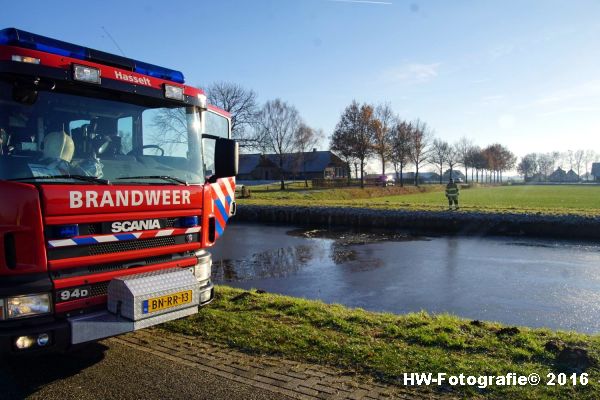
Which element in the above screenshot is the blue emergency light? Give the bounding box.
[179,216,199,228]
[55,224,80,239]
[0,28,185,84]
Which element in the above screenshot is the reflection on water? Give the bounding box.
[330,244,384,272]
[213,245,313,281]
[211,223,600,333]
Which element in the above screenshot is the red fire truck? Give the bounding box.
[0,28,238,353]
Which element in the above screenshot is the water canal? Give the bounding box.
[211,222,600,333]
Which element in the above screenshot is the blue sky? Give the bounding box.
[3,0,600,162]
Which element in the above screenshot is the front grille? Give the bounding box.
[89,236,176,256]
[51,254,188,279]
[90,281,110,297]
[48,233,198,261]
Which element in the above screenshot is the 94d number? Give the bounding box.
[56,286,91,302]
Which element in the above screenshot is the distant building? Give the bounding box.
[565,169,580,183]
[237,154,279,181]
[547,167,580,183]
[237,150,347,181]
[592,163,600,182]
[548,167,567,182]
[442,169,466,182]
[390,171,440,184]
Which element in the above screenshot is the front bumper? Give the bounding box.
[0,280,213,355]
[0,318,70,355]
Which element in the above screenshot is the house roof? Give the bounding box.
[566,169,579,177]
[239,151,343,174]
[549,167,566,178]
[592,162,600,176]
[238,153,262,175]
[267,151,343,173]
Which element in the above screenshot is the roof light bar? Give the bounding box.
[136,61,185,84]
[0,28,185,84]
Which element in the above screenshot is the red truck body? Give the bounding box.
[0,28,237,353]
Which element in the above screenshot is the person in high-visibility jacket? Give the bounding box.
[445,178,459,210]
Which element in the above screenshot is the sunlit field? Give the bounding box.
[239,183,600,216]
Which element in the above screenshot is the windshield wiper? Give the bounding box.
[8,175,110,185]
[115,175,188,185]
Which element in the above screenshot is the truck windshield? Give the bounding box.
[0,80,204,184]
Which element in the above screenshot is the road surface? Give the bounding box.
[0,339,290,400]
[0,329,431,400]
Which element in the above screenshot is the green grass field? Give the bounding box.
[239,184,600,216]
[165,286,600,399]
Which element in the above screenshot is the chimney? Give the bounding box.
[312,148,317,152]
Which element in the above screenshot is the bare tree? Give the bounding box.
[446,145,460,179]
[566,150,575,171]
[390,119,412,187]
[330,114,356,185]
[257,99,302,190]
[455,137,473,183]
[482,143,515,183]
[538,153,554,181]
[430,139,450,184]
[517,153,538,181]
[331,101,376,188]
[294,124,320,187]
[409,119,431,186]
[206,82,260,148]
[573,149,584,178]
[466,146,483,182]
[372,103,394,176]
[499,145,516,182]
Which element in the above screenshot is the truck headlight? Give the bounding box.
[6,294,51,319]
[192,251,212,282]
[193,261,211,282]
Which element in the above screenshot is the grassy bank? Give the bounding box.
[239,184,600,216]
[165,286,600,399]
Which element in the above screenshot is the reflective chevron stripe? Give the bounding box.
[210,177,236,238]
[47,227,201,248]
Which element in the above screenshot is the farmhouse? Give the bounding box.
[238,150,348,181]
[592,163,600,182]
[548,167,580,183]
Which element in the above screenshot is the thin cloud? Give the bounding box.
[383,63,441,84]
[537,106,600,117]
[327,0,393,5]
[488,44,516,60]
[534,80,600,105]
[481,95,505,105]
[482,95,504,101]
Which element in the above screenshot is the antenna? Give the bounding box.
[101,26,126,57]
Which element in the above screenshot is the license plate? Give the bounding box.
[142,290,193,314]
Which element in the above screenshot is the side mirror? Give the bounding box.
[213,137,238,179]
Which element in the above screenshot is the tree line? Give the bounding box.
[206,82,597,190]
[206,82,321,190]
[517,150,597,182]
[329,101,517,188]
